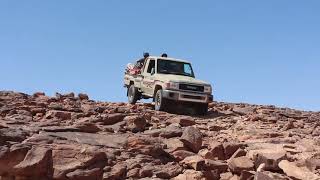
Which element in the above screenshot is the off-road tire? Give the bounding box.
[128,85,139,104]
[154,89,168,111]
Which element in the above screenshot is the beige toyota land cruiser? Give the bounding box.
[124,55,213,115]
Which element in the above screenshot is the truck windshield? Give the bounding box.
[157,59,194,77]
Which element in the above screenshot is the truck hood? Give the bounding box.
[155,74,211,85]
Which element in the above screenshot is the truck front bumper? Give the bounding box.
[162,90,213,104]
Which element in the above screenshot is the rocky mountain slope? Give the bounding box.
[0,91,319,180]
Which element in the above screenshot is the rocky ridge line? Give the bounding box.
[0,91,319,180]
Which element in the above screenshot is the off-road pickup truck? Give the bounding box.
[124,55,213,114]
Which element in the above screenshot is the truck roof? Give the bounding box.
[147,56,191,63]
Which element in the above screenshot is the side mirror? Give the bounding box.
[151,68,155,75]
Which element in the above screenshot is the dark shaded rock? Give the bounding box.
[0,128,29,144]
[78,93,89,101]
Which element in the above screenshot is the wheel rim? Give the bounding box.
[129,87,133,99]
[156,92,161,107]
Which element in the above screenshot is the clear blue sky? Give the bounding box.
[1,1,319,111]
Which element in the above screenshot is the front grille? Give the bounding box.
[179,84,204,92]
[182,95,204,100]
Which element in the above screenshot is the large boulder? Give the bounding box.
[0,144,30,175]
[52,144,107,179]
[13,146,53,178]
[180,127,203,153]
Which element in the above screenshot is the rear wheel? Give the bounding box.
[128,85,139,104]
[154,89,168,111]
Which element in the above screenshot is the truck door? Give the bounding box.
[141,59,156,96]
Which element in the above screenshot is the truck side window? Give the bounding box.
[147,60,155,73]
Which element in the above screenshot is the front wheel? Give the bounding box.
[154,89,168,111]
[128,85,140,104]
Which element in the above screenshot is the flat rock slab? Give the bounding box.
[42,132,128,148]
[279,160,320,180]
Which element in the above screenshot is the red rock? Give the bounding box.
[172,169,205,180]
[239,170,255,180]
[125,115,146,132]
[101,113,125,125]
[181,155,205,171]
[223,142,245,159]
[180,127,203,153]
[279,160,320,180]
[127,168,140,178]
[0,145,30,175]
[33,92,46,97]
[306,158,320,171]
[73,122,101,133]
[254,150,286,171]
[155,162,183,179]
[198,148,215,160]
[220,172,233,180]
[52,145,107,179]
[127,136,166,157]
[66,168,103,180]
[13,146,53,178]
[228,156,254,175]
[167,116,196,127]
[228,148,247,160]
[139,164,154,178]
[172,150,195,161]
[208,142,225,160]
[204,159,228,173]
[78,93,89,101]
[45,110,71,120]
[103,163,127,180]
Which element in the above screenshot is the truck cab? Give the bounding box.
[124,55,213,114]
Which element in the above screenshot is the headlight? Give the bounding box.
[204,85,212,93]
[165,82,179,90]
